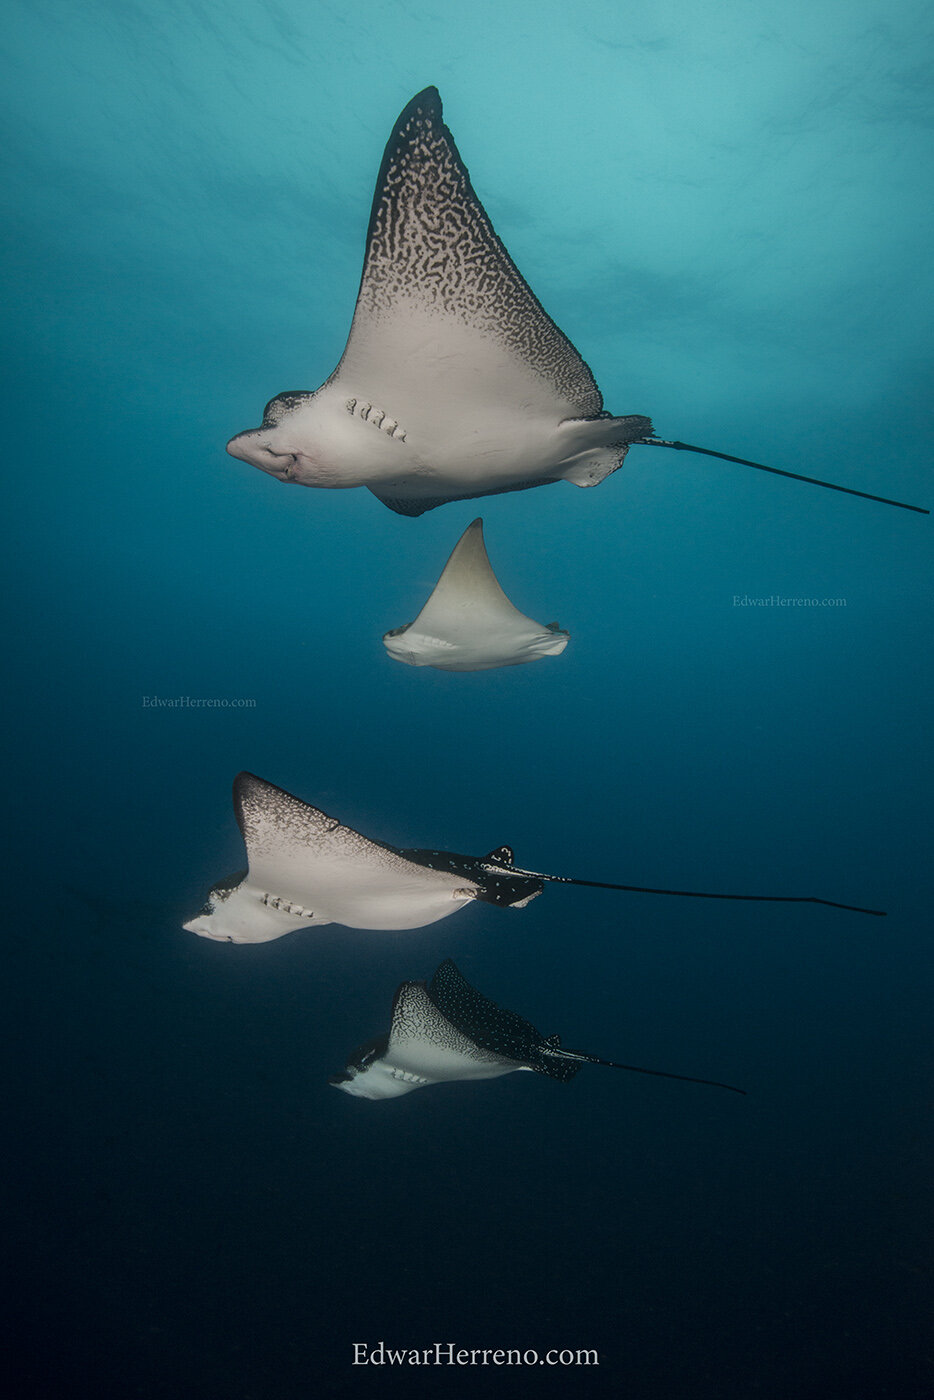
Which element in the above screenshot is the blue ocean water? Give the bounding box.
[3,2,932,1397]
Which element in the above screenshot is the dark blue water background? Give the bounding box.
[3,3,932,1397]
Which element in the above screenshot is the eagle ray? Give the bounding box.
[227,87,927,518]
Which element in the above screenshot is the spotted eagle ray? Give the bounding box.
[183,772,884,943]
[226,87,926,518]
[331,959,745,1099]
[383,517,569,670]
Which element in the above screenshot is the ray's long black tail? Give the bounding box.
[636,437,929,515]
[550,1046,746,1096]
[479,860,885,916]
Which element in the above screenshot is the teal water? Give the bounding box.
[3,3,932,1397]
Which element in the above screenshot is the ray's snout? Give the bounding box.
[226,431,297,481]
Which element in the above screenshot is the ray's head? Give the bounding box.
[522,621,570,658]
[226,390,347,486]
[181,869,287,944]
[329,1035,424,1099]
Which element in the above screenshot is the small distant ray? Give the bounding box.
[226,87,927,517]
[383,517,569,670]
[182,773,884,944]
[331,959,746,1099]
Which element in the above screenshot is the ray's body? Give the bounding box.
[383,518,569,669]
[227,87,651,515]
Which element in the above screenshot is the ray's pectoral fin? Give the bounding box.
[367,489,462,518]
[368,473,565,517]
[557,414,654,487]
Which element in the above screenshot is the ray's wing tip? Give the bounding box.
[461,516,485,542]
[398,86,443,125]
[233,770,264,800]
